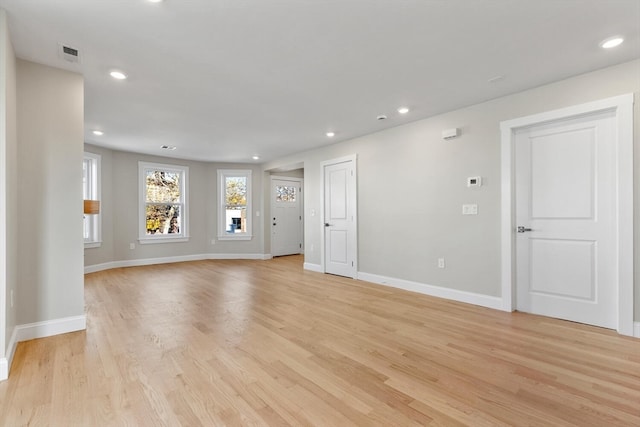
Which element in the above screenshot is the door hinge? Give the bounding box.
[299,216,302,220]
[299,243,302,248]
[352,261,354,267]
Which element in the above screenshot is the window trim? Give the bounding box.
[138,161,189,244]
[218,169,252,241]
[84,152,102,248]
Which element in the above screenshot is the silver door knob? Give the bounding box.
[517,226,533,233]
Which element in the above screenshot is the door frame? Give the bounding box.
[499,93,634,335]
[320,154,358,278]
[270,175,303,256]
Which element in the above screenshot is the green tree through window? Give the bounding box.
[225,177,246,207]
[218,170,252,239]
[139,162,188,242]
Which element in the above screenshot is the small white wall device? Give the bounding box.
[442,128,460,140]
[467,176,482,187]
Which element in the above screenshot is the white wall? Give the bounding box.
[0,9,18,373]
[263,60,640,319]
[83,148,265,267]
[84,60,639,322]
[17,60,85,325]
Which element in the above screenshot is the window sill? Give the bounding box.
[84,241,102,249]
[217,235,253,241]
[139,236,190,245]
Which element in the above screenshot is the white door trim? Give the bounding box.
[500,93,634,335]
[320,154,358,278]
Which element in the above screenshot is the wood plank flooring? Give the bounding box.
[1,255,639,426]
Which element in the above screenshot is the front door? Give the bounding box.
[515,109,617,329]
[323,156,357,278]
[271,177,303,257]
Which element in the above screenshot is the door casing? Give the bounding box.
[500,94,634,336]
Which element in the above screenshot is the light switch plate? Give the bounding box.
[462,204,478,215]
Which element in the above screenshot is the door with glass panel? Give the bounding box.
[271,177,303,257]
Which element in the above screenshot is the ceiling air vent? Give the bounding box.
[58,43,81,63]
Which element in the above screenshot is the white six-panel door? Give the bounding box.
[515,110,616,328]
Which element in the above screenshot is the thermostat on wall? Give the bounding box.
[467,176,482,187]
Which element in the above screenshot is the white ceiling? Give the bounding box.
[1,0,639,163]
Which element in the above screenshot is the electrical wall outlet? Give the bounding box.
[129,243,135,250]
[438,258,445,269]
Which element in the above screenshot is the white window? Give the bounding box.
[83,152,101,248]
[139,161,189,244]
[218,169,252,240]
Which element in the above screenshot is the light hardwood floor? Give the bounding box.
[1,255,639,426]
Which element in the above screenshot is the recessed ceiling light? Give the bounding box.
[160,145,176,150]
[252,155,260,160]
[326,132,335,137]
[92,130,104,136]
[397,107,410,114]
[109,71,127,80]
[600,37,624,49]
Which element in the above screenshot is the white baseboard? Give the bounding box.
[634,322,640,338]
[0,358,6,381]
[84,261,120,274]
[207,253,271,260]
[3,325,18,380]
[0,326,18,380]
[303,262,323,273]
[16,315,87,342]
[358,272,504,311]
[1,315,86,381]
[85,253,272,274]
